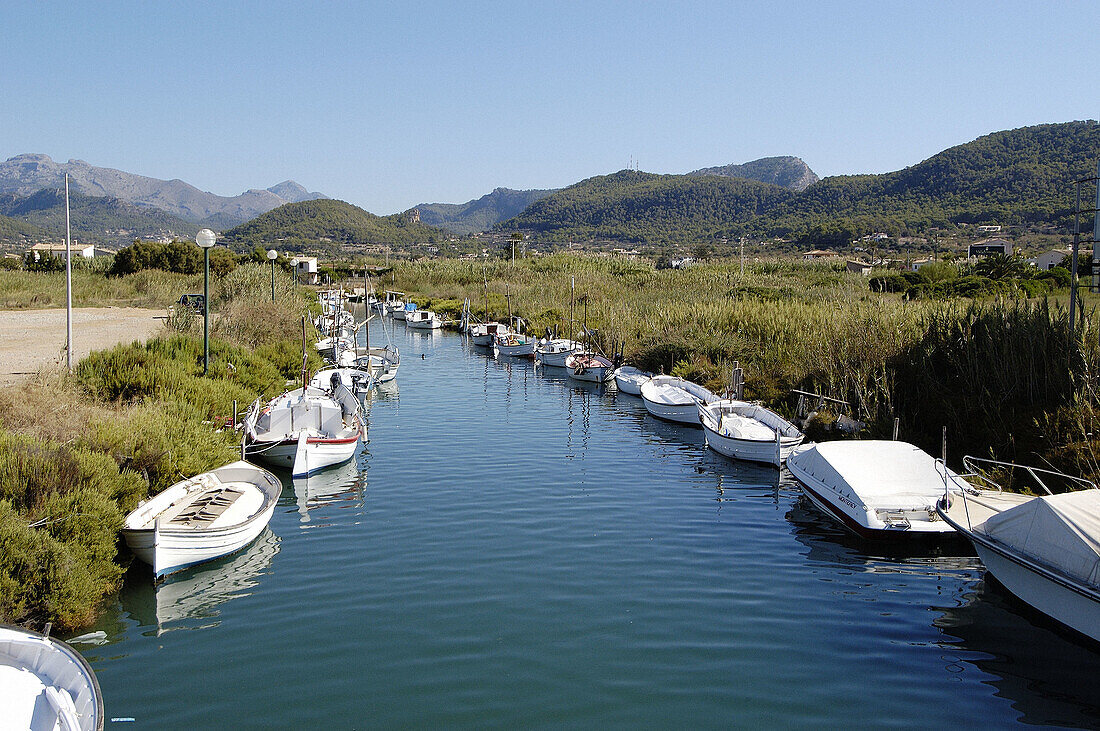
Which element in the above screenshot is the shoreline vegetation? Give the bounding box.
[2,250,1099,632]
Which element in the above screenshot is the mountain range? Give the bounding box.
[500,121,1100,244]
[0,154,327,229]
[413,156,818,234]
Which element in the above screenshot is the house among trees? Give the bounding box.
[291,256,318,285]
[846,260,872,276]
[968,238,1012,259]
[28,242,96,261]
[1028,249,1070,271]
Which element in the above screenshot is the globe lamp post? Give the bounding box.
[196,228,217,374]
[268,249,278,302]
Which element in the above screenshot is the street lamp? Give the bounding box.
[267,249,278,302]
[196,228,217,375]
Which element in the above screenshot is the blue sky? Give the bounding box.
[3,1,1097,214]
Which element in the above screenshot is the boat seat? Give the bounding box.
[168,487,245,527]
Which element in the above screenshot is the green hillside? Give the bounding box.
[0,189,199,244]
[498,171,793,243]
[499,121,1100,245]
[0,211,49,243]
[223,198,450,247]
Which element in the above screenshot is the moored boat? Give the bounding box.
[639,375,720,424]
[0,624,104,731]
[565,352,615,382]
[244,386,364,477]
[493,332,535,357]
[698,399,805,467]
[535,338,584,367]
[122,460,282,578]
[937,458,1100,643]
[786,440,956,537]
[338,345,400,383]
[613,365,652,395]
[469,321,510,347]
[310,365,376,395]
[406,309,442,330]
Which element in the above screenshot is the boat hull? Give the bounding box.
[0,625,104,731]
[641,398,703,425]
[613,368,651,395]
[702,423,803,467]
[248,432,361,476]
[123,499,278,578]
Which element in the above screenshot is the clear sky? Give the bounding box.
[2,1,1097,214]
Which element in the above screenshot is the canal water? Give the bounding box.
[78,318,1100,728]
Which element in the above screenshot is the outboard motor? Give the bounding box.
[330,371,342,393]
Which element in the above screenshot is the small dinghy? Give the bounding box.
[468,322,510,347]
[937,458,1100,643]
[244,385,364,477]
[493,332,535,357]
[699,399,805,467]
[406,309,442,330]
[786,440,956,537]
[123,460,282,578]
[0,624,103,731]
[639,375,720,424]
[534,338,583,367]
[565,352,615,382]
[613,365,652,395]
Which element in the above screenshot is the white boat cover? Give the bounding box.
[720,414,776,441]
[978,489,1100,587]
[788,440,947,511]
[642,376,718,406]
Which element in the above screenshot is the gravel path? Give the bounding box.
[0,307,166,386]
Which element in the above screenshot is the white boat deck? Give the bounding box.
[129,475,265,531]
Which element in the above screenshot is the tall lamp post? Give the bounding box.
[268,249,278,302]
[196,229,217,374]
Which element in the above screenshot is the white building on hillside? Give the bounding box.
[291,256,318,285]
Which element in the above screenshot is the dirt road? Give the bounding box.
[0,307,166,386]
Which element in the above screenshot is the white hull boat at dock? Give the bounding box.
[786,440,956,538]
[699,399,805,467]
[534,338,583,367]
[0,624,104,731]
[244,386,364,477]
[310,366,375,395]
[406,309,442,330]
[639,375,719,424]
[338,346,400,383]
[122,460,282,579]
[613,365,652,395]
[493,333,535,357]
[565,352,615,382]
[937,459,1100,643]
[469,322,510,347]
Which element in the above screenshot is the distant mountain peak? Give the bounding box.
[0,154,329,229]
[689,156,819,191]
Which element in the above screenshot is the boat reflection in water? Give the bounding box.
[935,581,1100,727]
[291,459,367,524]
[124,527,280,636]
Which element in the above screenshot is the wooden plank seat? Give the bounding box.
[167,487,245,528]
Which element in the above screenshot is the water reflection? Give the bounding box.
[935,581,1100,727]
[121,528,280,636]
[290,459,367,524]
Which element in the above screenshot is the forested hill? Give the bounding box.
[690,156,819,191]
[751,121,1100,241]
[223,199,450,247]
[497,171,793,243]
[498,121,1100,244]
[0,188,199,244]
[414,187,558,235]
[0,211,49,243]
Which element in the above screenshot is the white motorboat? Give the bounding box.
[493,332,535,357]
[244,386,364,477]
[565,352,615,382]
[406,309,442,330]
[937,458,1100,643]
[535,338,584,367]
[394,303,417,321]
[338,345,400,383]
[699,399,805,467]
[613,365,652,395]
[786,440,957,538]
[469,321,510,347]
[0,624,104,731]
[639,375,720,424]
[314,328,355,362]
[310,366,375,395]
[122,460,282,578]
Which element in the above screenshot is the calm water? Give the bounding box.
[76,318,1100,728]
